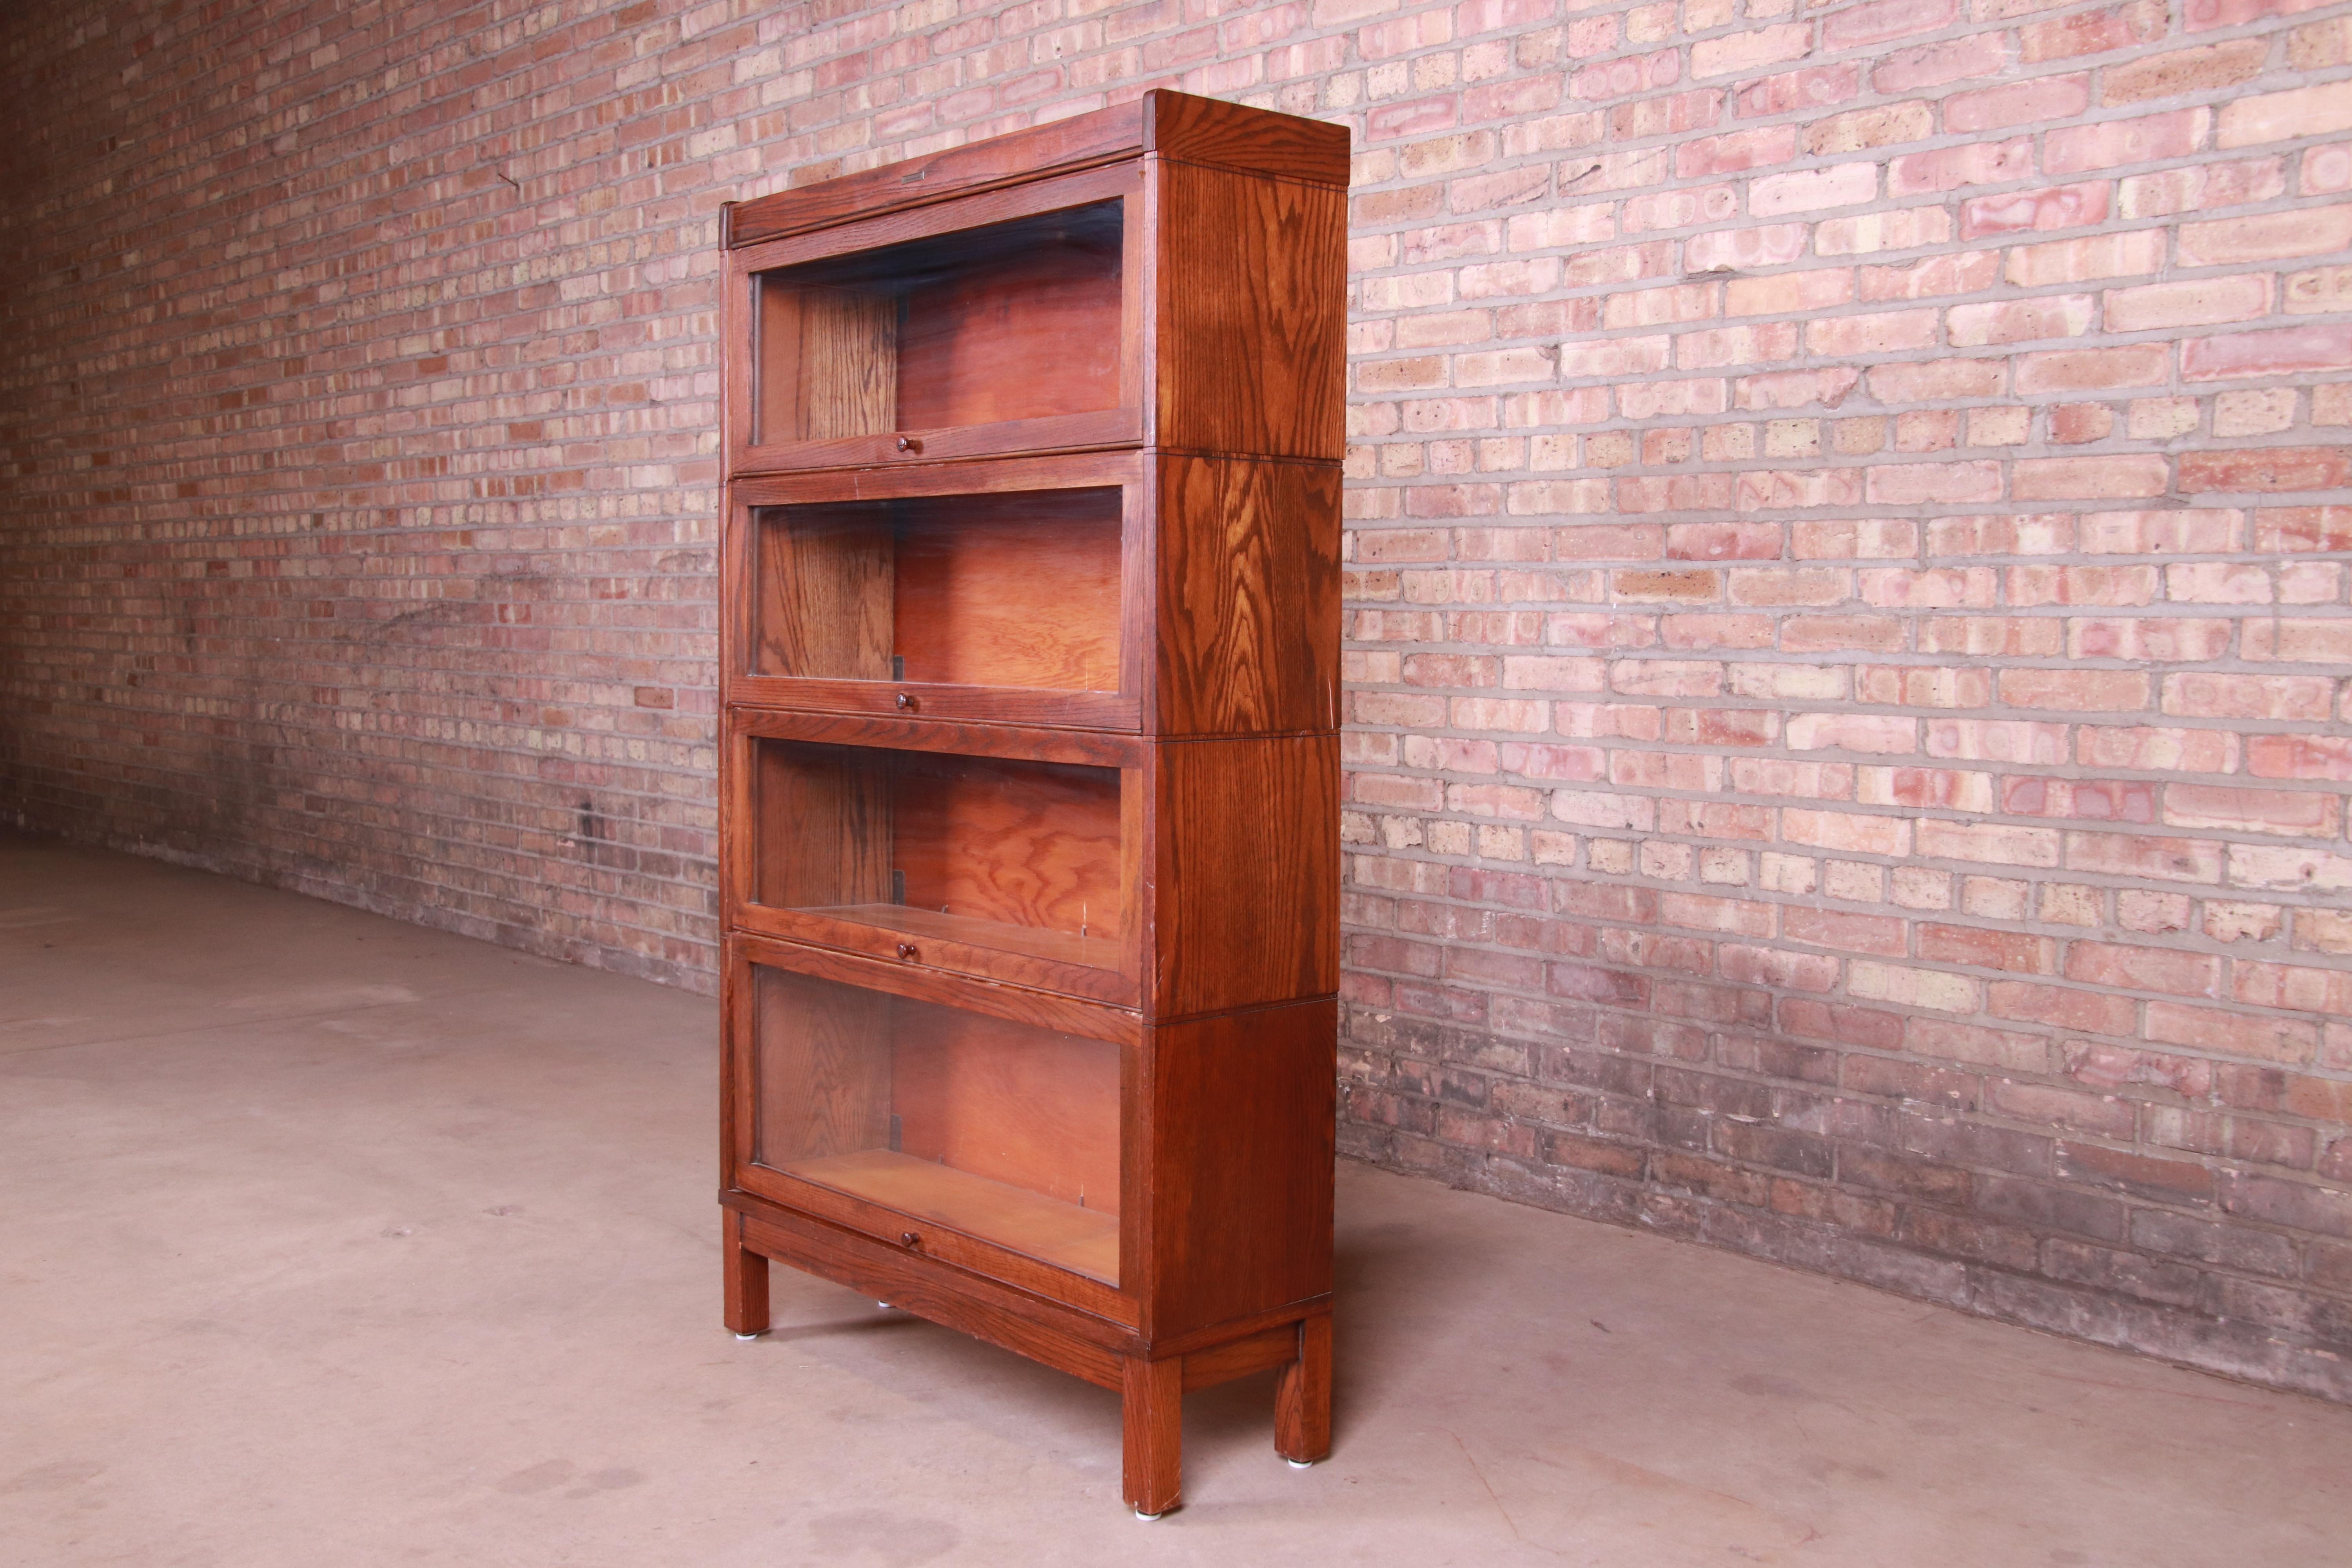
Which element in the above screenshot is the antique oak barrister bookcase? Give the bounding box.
[714,92,1348,1516]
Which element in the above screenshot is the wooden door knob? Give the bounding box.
[900,1231,921,1249]
[895,691,915,710]
[895,436,917,452]
[896,942,919,962]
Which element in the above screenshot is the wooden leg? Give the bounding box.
[724,1210,771,1336]
[1274,1312,1331,1464]
[1122,1355,1183,1517]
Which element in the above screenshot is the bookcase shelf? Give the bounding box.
[717,90,1348,1519]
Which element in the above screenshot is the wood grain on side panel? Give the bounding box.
[752,504,894,680]
[761,284,897,445]
[1154,456,1341,737]
[753,740,893,909]
[751,965,894,1167]
[1142,999,1337,1340]
[1152,734,1340,1017]
[1154,163,1346,462]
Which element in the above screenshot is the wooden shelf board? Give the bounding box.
[778,1148,1120,1285]
[806,903,1123,971]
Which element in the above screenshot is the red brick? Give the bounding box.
[2046,110,2205,177]
[2065,941,2223,998]
[2021,1,2167,63]
[2177,205,2352,266]
[2105,275,2271,333]
[2182,325,2352,382]
[2012,455,2170,500]
[2179,448,2352,494]
[1961,181,2112,238]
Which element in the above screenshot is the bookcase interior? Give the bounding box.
[751,965,1122,1283]
[755,200,1125,445]
[752,487,1123,692]
[751,738,1125,971]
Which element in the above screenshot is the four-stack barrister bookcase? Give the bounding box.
[714,91,1348,1517]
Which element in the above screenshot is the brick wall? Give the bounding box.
[5,0,2352,1401]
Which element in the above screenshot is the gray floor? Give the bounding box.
[4,831,2348,1566]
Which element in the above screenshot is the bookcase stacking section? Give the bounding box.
[717,91,1348,1518]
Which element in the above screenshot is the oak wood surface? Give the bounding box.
[1155,161,1347,462]
[1274,1311,1334,1463]
[731,454,1146,729]
[1140,999,1338,1340]
[734,708,1147,770]
[737,1160,1135,1323]
[892,490,1123,691]
[1153,455,1341,736]
[727,675,1142,734]
[1146,92,1351,187]
[737,448,1142,507]
[723,1207,771,1336]
[895,219,1123,430]
[1179,1322,1298,1392]
[759,284,897,445]
[1151,735,1341,1016]
[732,902,1139,1008]
[778,1150,1120,1284]
[751,965,895,1167]
[743,735,1138,1000]
[728,104,1149,247]
[752,738,892,911]
[731,407,1140,479]
[1122,1355,1184,1515]
[733,1201,1136,1377]
[889,997,1122,1217]
[730,931,1143,1047]
[751,502,895,681]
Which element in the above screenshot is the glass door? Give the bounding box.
[727,164,1144,473]
[735,949,1128,1294]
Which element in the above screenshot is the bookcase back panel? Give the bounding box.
[750,965,1123,1285]
[752,488,1123,694]
[751,738,1127,974]
[756,200,1125,449]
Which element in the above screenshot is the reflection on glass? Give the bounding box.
[755,201,1124,446]
[752,740,1123,973]
[752,488,1121,692]
[753,966,1120,1284]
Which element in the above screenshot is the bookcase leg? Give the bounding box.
[724,1210,771,1338]
[1122,1356,1182,1517]
[1274,1311,1332,1465]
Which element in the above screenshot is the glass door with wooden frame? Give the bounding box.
[728,454,1142,731]
[728,718,1144,1007]
[726,164,1145,475]
[732,945,1131,1305]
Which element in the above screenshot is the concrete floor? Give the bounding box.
[4,833,2349,1567]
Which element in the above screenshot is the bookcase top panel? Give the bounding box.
[724,89,1350,248]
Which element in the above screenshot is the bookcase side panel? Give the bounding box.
[1151,733,1341,1018]
[1152,455,1341,738]
[1152,162,1347,463]
[1141,998,1338,1341]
